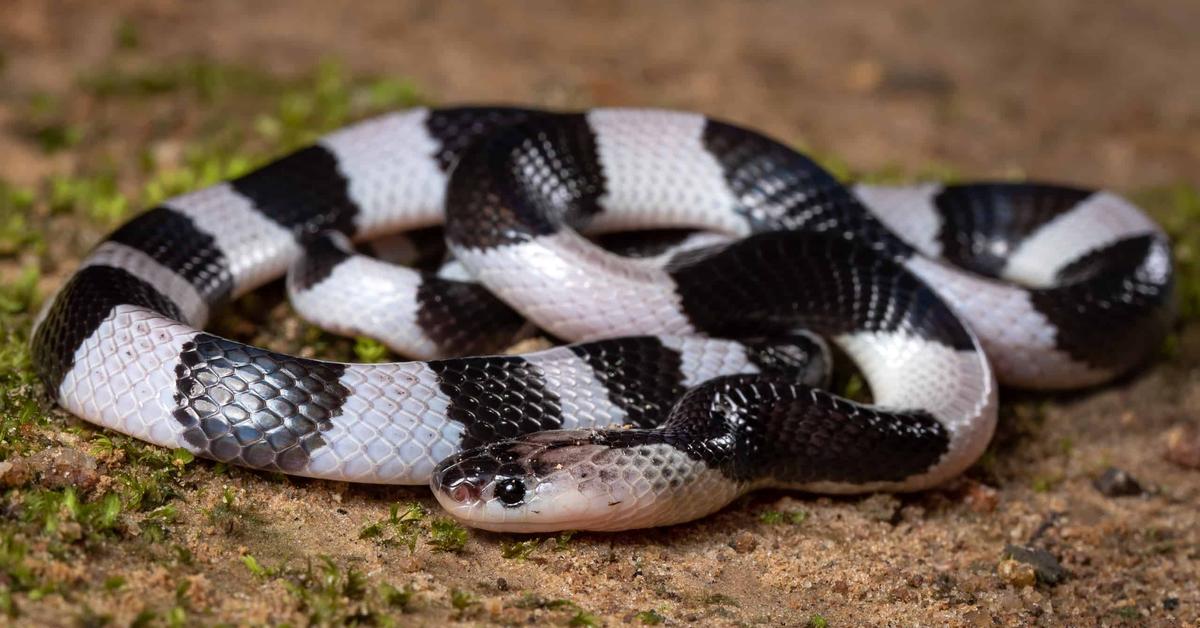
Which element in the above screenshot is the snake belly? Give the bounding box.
[30,107,1173,530]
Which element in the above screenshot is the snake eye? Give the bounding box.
[494,477,526,506]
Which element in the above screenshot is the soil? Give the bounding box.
[1,1,1197,625]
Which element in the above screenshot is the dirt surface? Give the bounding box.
[1,1,1198,626]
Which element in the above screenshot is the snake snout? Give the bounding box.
[430,453,488,505]
[446,481,480,504]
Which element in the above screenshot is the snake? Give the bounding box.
[30,107,1173,532]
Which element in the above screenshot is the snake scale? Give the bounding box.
[31,107,1173,531]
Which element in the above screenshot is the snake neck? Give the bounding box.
[595,374,949,490]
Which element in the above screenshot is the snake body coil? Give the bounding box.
[31,107,1173,531]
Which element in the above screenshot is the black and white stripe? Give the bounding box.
[29,107,1171,520]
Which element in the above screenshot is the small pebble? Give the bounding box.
[1092,467,1144,497]
[26,447,99,490]
[996,558,1036,588]
[1002,544,1066,585]
[1165,424,1200,469]
[963,480,999,513]
[731,531,758,554]
[858,493,901,523]
[0,460,31,488]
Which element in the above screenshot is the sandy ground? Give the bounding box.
[1,1,1198,625]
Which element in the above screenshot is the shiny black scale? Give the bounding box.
[424,107,543,172]
[932,183,1092,279]
[567,337,689,429]
[173,333,349,472]
[292,231,531,358]
[1031,234,1174,372]
[230,145,359,238]
[32,265,184,392]
[701,120,913,258]
[444,113,606,249]
[669,230,976,350]
[592,374,948,485]
[107,206,234,305]
[290,232,354,292]
[567,335,831,430]
[428,355,564,450]
[415,276,531,357]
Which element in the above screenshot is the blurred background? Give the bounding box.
[0,1,1196,625]
[4,1,1200,187]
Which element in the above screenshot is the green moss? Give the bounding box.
[130,609,156,627]
[114,19,140,50]
[838,373,868,402]
[0,50,438,622]
[552,530,576,550]
[358,502,425,552]
[47,172,129,224]
[500,538,540,560]
[428,518,468,553]
[1031,476,1058,493]
[0,266,39,316]
[40,58,430,239]
[568,608,601,627]
[759,509,808,525]
[635,609,666,625]
[16,488,122,541]
[0,533,42,617]
[141,504,179,542]
[207,486,263,536]
[1132,184,1200,323]
[0,180,41,257]
[808,613,830,628]
[240,554,277,579]
[0,357,49,465]
[449,588,475,611]
[79,59,276,101]
[90,434,197,525]
[379,582,414,613]
[242,555,417,624]
[353,337,391,363]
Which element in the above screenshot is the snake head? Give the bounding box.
[430,430,612,532]
[431,429,711,532]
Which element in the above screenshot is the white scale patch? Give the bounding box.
[1002,191,1161,287]
[319,109,449,238]
[57,305,196,449]
[592,446,743,531]
[852,183,945,256]
[453,233,695,342]
[523,347,629,430]
[82,242,210,326]
[166,183,298,296]
[287,254,440,360]
[435,259,473,282]
[657,336,758,388]
[834,330,996,490]
[586,109,748,235]
[310,361,461,484]
[904,256,1112,388]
